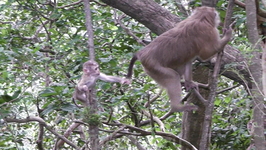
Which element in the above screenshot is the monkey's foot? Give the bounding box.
[184,81,198,92]
[171,104,198,112]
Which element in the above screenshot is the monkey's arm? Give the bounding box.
[77,75,98,91]
[83,80,97,89]
[99,73,131,84]
[73,86,87,102]
[219,23,234,50]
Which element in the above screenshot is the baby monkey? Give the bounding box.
[73,60,131,104]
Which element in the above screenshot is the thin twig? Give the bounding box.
[216,84,241,94]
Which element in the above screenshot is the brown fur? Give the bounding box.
[73,60,131,105]
[126,6,233,112]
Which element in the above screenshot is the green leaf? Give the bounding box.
[224,97,231,103]
[40,104,57,116]
[215,99,222,106]
[0,94,13,104]
[39,88,57,97]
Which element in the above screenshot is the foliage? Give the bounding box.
[82,107,100,126]
[211,79,251,149]
[0,0,253,149]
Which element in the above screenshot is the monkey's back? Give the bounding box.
[139,17,219,69]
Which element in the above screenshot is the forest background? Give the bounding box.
[0,0,265,150]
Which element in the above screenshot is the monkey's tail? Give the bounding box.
[126,54,138,79]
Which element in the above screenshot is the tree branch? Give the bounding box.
[99,126,125,145]
[103,122,198,150]
[57,0,83,9]
[114,11,146,46]
[126,135,146,150]
[55,122,81,149]
[4,116,79,149]
[216,84,241,94]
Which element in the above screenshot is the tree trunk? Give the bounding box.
[245,0,266,149]
[182,67,210,149]
[202,0,218,7]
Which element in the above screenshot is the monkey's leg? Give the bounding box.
[184,63,198,91]
[165,76,198,112]
[146,67,198,112]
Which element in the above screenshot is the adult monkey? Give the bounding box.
[126,6,233,112]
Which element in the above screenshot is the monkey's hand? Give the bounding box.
[121,78,131,85]
[222,21,235,37]
[184,81,198,92]
[222,27,232,38]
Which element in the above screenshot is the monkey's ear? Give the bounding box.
[83,68,90,73]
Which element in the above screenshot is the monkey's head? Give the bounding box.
[191,6,220,27]
[83,60,100,76]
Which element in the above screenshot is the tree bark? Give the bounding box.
[182,67,210,149]
[245,0,266,149]
[263,44,266,104]
[245,0,260,48]
[202,0,218,7]
[101,0,181,35]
